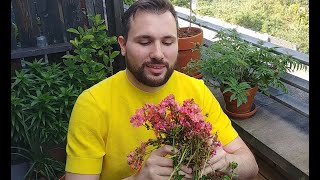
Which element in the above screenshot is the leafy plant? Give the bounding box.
[124,0,135,6]
[11,13,120,179]
[195,0,309,54]
[11,59,70,147]
[171,0,189,8]
[188,28,306,107]
[11,89,27,147]
[11,125,65,180]
[63,14,119,89]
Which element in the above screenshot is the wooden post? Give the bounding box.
[11,3,17,50]
[11,23,17,50]
[59,0,87,41]
[40,0,64,44]
[85,0,104,27]
[105,0,125,73]
[12,0,39,48]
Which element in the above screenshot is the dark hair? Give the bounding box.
[122,0,178,41]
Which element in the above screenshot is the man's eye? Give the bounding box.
[163,42,173,46]
[139,42,150,45]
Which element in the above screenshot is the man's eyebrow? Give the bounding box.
[134,35,176,40]
[162,36,176,39]
[134,35,152,40]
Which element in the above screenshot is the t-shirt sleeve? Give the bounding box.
[65,90,106,174]
[201,83,238,146]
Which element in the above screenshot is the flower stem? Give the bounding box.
[169,146,189,180]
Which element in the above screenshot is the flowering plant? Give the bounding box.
[127,94,238,179]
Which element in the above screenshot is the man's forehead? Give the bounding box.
[128,10,177,38]
[130,10,175,24]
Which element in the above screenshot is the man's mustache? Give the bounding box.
[144,59,169,68]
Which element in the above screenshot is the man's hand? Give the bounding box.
[198,136,259,179]
[201,145,230,175]
[127,145,193,180]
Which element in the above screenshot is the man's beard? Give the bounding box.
[126,57,175,87]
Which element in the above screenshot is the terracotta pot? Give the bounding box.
[176,27,203,78]
[222,86,258,118]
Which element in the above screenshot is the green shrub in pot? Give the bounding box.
[11,127,65,180]
[187,28,306,107]
[11,59,73,179]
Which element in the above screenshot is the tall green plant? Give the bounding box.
[188,29,306,106]
[11,13,120,179]
[11,59,71,179]
[11,124,65,180]
[11,59,70,147]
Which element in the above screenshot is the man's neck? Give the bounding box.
[125,69,164,93]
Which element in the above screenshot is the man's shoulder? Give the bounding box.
[80,70,125,99]
[90,70,125,90]
[172,71,204,84]
[168,71,207,98]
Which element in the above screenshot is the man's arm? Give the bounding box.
[223,136,259,179]
[65,172,100,180]
[203,136,259,179]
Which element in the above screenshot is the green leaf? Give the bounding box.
[97,24,106,31]
[47,105,56,114]
[91,43,101,49]
[67,28,80,34]
[110,51,120,59]
[95,14,102,24]
[62,54,76,59]
[82,66,89,74]
[80,53,86,61]
[190,15,197,22]
[98,50,105,56]
[78,26,85,35]
[82,35,94,41]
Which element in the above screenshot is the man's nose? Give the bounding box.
[149,42,164,60]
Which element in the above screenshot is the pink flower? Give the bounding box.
[130,108,146,127]
[127,141,148,171]
[127,94,238,179]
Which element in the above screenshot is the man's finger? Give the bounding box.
[207,147,226,164]
[180,165,193,175]
[151,145,174,157]
[145,156,173,167]
[178,170,193,179]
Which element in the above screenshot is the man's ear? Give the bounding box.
[118,36,126,56]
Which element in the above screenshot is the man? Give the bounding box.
[65,0,259,179]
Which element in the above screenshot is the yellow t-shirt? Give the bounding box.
[65,70,238,179]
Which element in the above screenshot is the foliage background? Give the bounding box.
[168,0,309,54]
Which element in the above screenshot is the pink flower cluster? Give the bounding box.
[127,94,227,179]
[130,94,212,139]
[127,141,148,170]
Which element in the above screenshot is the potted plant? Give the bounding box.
[176,0,203,78]
[10,14,120,179]
[11,59,74,179]
[11,127,65,180]
[188,28,306,119]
